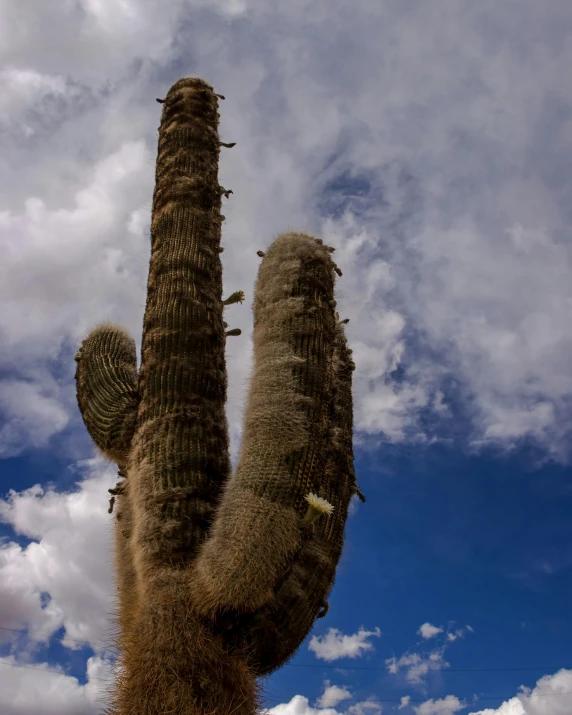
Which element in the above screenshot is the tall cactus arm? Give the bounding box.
[213,315,363,675]
[187,231,341,620]
[127,77,233,594]
[74,322,138,465]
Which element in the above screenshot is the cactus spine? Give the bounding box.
[74,77,364,715]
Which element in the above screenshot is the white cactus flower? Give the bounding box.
[301,492,334,526]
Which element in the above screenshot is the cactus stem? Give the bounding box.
[222,290,245,306]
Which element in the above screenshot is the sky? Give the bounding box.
[0,0,572,713]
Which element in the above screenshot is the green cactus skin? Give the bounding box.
[74,77,364,714]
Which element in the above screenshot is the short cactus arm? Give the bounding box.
[127,78,235,592]
[74,322,138,465]
[74,323,140,659]
[188,231,343,619]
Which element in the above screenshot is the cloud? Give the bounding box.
[418,623,443,640]
[388,622,473,686]
[1,0,572,464]
[308,626,382,662]
[446,625,472,642]
[414,695,466,715]
[316,681,353,709]
[260,693,383,715]
[0,458,118,655]
[386,649,450,686]
[0,654,114,715]
[347,702,383,715]
[260,694,344,715]
[0,378,69,457]
[468,668,572,715]
[399,696,411,710]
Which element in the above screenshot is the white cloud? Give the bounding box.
[308,626,382,662]
[347,701,383,715]
[469,668,572,715]
[469,701,524,715]
[259,693,383,715]
[260,694,342,715]
[399,696,411,710]
[414,695,465,715]
[386,649,449,686]
[0,458,118,655]
[0,378,69,457]
[446,625,472,642]
[418,623,444,640]
[316,681,353,709]
[1,0,572,462]
[0,653,114,715]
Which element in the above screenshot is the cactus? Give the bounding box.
[74,77,365,715]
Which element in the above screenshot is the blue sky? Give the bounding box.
[1,1,572,713]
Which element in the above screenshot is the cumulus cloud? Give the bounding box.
[418,623,444,640]
[260,693,382,715]
[260,695,343,715]
[316,681,353,709]
[308,626,382,662]
[414,695,465,715]
[469,668,572,715]
[1,0,572,465]
[0,378,69,457]
[388,622,472,687]
[0,458,118,655]
[0,653,114,715]
[386,649,450,686]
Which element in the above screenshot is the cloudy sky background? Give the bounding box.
[1,0,572,713]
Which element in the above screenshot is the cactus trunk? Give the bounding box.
[74,76,364,714]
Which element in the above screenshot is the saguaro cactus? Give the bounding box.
[74,77,365,715]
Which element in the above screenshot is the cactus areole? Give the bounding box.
[74,76,365,715]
